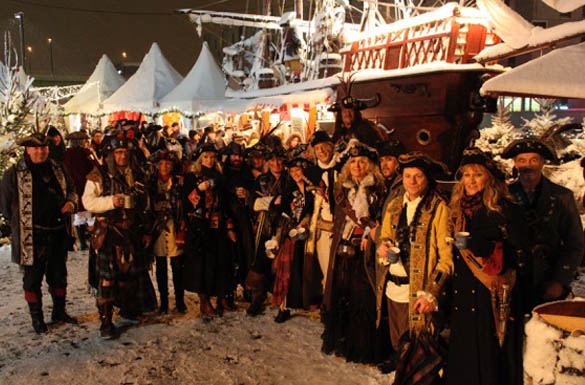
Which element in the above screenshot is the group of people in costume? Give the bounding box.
[1,92,583,385]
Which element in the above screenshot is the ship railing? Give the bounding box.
[341,15,499,73]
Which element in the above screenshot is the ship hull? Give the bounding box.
[346,69,499,171]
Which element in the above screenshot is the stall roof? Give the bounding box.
[160,42,226,114]
[102,43,183,114]
[63,54,125,115]
[480,42,585,99]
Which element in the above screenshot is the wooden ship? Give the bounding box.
[177,0,585,170]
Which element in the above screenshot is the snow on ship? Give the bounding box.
[177,0,585,170]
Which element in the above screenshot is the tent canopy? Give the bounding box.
[63,54,125,115]
[160,42,226,114]
[102,43,183,114]
[480,42,585,100]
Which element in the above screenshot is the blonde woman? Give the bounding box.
[446,148,523,385]
[321,142,387,364]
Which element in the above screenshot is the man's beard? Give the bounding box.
[230,160,243,170]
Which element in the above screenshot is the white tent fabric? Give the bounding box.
[160,42,226,114]
[476,0,535,50]
[63,54,125,115]
[102,43,183,114]
[480,42,585,100]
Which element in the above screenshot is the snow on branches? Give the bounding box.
[0,33,40,173]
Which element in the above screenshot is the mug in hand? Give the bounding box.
[455,232,471,250]
[208,179,215,189]
[123,194,134,209]
[387,246,401,264]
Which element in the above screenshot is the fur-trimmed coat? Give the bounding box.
[0,158,77,265]
[376,189,454,333]
[322,174,385,310]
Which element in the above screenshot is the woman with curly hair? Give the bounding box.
[446,148,524,385]
[321,141,387,364]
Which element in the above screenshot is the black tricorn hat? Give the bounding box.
[285,156,311,169]
[501,138,558,163]
[66,131,90,141]
[398,151,449,180]
[346,142,378,161]
[17,132,49,147]
[246,142,267,157]
[150,149,180,165]
[309,130,333,146]
[376,140,406,158]
[101,136,131,154]
[223,141,246,157]
[456,147,506,181]
[193,142,218,160]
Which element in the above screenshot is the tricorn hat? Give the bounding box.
[398,151,449,180]
[223,141,246,157]
[66,131,90,141]
[309,131,333,147]
[17,132,49,147]
[328,73,381,112]
[285,156,311,169]
[501,138,558,163]
[456,147,506,181]
[376,140,406,158]
[150,149,180,165]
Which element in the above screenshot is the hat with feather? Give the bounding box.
[328,73,381,112]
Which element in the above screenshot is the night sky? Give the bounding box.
[0,0,263,82]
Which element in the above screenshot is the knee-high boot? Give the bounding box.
[171,256,186,313]
[155,257,169,313]
[76,225,88,250]
[26,291,48,334]
[50,288,77,324]
[97,300,116,338]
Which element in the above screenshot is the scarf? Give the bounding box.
[460,192,483,218]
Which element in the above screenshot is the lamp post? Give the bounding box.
[47,38,54,79]
[26,46,32,73]
[13,12,26,69]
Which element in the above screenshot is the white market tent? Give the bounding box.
[160,42,226,115]
[480,42,585,99]
[63,54,125,115]
[102,43,183,114]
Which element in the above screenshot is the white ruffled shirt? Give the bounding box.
[385,193,422,303]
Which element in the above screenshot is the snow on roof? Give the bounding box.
[477,0,534,50]
[160,42,226,114]
[226,62,502,100]
[541,0,585,13]
[480,42,585,99]
[102,43,183,114]
[475,15,585,62]
[63,54,125,115]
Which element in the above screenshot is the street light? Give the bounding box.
[13,12,26,69]
[122,51,127,59]
[47,37,54,79]
[26,46,32,73]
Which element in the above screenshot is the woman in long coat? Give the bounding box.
[271,156,317,322]
[446,148,524,385]
[321,141,387,364]
[183,143,236,318]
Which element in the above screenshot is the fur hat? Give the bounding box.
[456,147,506,181]
[398,152,449,180]
[501,138,558,163]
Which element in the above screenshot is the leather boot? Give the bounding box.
[156,257,169,314]
[246,290,266,317]
[98,302,116,339]
[171,257,186,313]
[51,295,78,324]
[199,294,217,318]
[28,302,48,334]
[76,225,88,251]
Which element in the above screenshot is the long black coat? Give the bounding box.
[509,177,584,312]
[446,203,524,385]
[182,166,233,297]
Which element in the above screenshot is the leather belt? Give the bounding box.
[388,273,409,286]
[317,219,334,232]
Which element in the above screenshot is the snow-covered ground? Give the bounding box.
[0,246,393,385]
